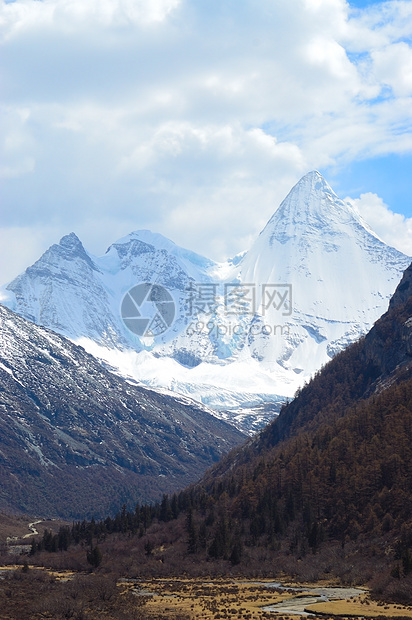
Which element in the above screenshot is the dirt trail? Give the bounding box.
[22,520,42,539]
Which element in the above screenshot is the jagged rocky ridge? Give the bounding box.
[0,304,244,519]
[2,172,410,431]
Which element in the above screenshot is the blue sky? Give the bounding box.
[349,0,383,6]
[326,0,412,216]
[0,0,411,285]
[324,154,412,217]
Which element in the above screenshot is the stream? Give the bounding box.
[262,583,365,616]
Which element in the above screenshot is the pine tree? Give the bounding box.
[186,509,198,554]
[87,545,102,568]
[230,537,243,565]
[29,538,38,556]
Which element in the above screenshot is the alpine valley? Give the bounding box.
[4,221,412,620]
[2,171,410,432]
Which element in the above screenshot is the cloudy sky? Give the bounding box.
[1,0,412,285]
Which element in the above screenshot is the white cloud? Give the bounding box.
[0,0,181,41]
[0,105,35,178]
[344,0,412,50]
[0,226,62,286]
[349,192,412,257]
[372,42,412,97]
[1,0,412,283]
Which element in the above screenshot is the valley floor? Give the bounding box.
[2,567,412,619]
[124,578,412,620]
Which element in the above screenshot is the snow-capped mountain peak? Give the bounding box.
[260,170,374,247]
[45,232,98,269]
[2,172,410,431]
[59,231,86,251]
[104,229,216,280]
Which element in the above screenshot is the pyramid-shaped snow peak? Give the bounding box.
[257,171,373,246]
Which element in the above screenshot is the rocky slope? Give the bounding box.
[0,304,244,519]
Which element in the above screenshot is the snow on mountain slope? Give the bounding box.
[3,232,129,349]
[2,172,410,432]
[0,303,244,517]
[4,230,217,351]
[230,171,410,376]
[76,338,289,432]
